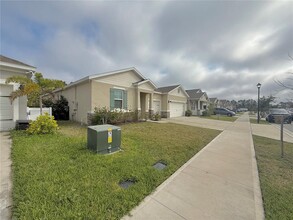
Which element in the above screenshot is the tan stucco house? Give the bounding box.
[0,55,36,131]
[51,68,189,124]
[186,89,209,116]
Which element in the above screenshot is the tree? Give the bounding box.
[259,95,275,113]
[275,54,293,91]
[5,72,65,115]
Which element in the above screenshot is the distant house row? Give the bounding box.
[0,55,232,129]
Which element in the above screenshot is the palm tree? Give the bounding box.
[5,72,65,115]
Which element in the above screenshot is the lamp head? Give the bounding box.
[257,83,261,88]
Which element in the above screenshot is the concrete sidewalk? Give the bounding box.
[0,132,12,220]
[123,113,264,220]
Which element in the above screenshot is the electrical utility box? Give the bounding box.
[87,124,121,154]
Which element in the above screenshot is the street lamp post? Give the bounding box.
[257,83,261,124]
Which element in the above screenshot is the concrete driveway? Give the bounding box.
[166,116,293,143]
[164,116,233,131]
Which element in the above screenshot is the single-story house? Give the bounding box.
[155,85,189,118]
[51,67,189,124]
[0,55,36,131]
[186,89,209,116]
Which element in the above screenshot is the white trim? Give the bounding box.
[113,86,126,90]
[153,99,161,101]
[0,62,36,71]
[168,85,189,98]
[133,79,157,89]
[59,67,148,91]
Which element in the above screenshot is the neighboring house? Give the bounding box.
[218,99,233,110]
[155,85,189,118]
[209,97,219,107]
[0,55,36,131]
[51,68,189,124]
[186,89,209,116]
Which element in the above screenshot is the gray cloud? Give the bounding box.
[1,1,292,101]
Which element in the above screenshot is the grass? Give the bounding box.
[253,135,293,220]
[250,118,270,124]
[199,115,237,122]
[11,121,220,219]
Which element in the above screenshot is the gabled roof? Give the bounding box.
[0,55,36,69]
[133,79,157,89]
[65,67,148,89]
[156,84,189,97]
[186,89,205,99]
[209,98,218,103]
[156,85,180,93]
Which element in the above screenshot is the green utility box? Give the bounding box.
[87,124,121,154]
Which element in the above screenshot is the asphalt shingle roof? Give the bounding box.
[156,85,180,93]
[186,89,204,99]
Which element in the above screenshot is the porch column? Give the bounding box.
[136,88,141,120]
[149,93,154,117]
[197,100,200,115]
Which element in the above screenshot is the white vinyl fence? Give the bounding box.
[27,107,52,120]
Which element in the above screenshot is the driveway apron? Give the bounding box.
[0,132,12,220]
[123,113,264,220]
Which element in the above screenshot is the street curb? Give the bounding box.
[249,123,265,220]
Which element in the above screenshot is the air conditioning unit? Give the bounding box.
[87,124,121,154]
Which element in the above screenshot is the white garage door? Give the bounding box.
[153,101,161,114]
[0,84,13,120]
[170,102,185,118]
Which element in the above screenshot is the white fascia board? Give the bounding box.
[0,62,36,72]
[168,85,190,98]
[89,67,146,81]
[135,79,157,89]
[64,67,148,90]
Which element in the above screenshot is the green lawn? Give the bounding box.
[253,135,293,220]
[250,118,270,124]
[11,122,220,219]
[199,115,237,122]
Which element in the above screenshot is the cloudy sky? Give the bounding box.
[1,1,293,102]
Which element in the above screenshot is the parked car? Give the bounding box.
[214,108,236,117]
[266,108,292,124]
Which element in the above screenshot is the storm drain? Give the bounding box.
[119,179,136,189]
[153,161,167,170]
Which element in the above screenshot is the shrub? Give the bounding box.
[27,113,59,134]
[93,107,137,125]
[202,110,208,116]
[150,113,161,121]
[185,109,192,117]
[154,113,161,121]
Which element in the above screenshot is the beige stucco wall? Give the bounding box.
[91,81,137,111]
[53,81,91,123]
[97,70,142,88]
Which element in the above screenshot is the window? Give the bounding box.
[114,100,122,109]
[110,88,127,110]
